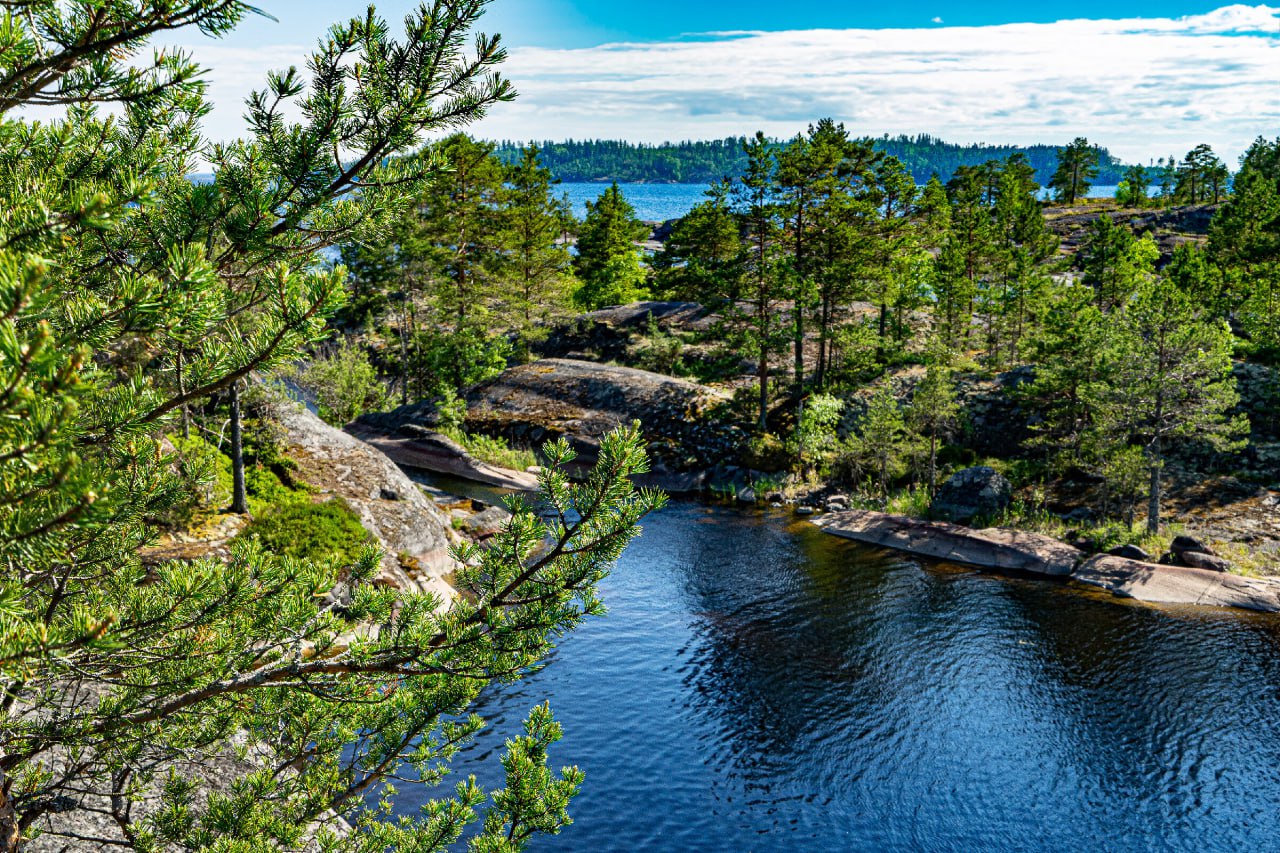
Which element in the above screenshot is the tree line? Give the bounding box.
[492,134,1132,185]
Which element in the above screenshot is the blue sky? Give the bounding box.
[231,1,1247,47]
[177,2,1280,163]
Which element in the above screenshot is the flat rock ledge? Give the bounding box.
[815,510,1280,614]
[345,422,539,492]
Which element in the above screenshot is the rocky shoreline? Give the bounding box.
[815,509,1280,614]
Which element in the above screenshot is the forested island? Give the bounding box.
[493,134,1132,185]
[3,0,1280,849]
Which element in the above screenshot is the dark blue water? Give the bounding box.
[561,183,1121,222]
[398,502,1280,852]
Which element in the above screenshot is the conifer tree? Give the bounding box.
[729,133,785,430]
[1048,137,1101,204]
[499,145,576,334]
[652,183,742,302]
[1087,278,1246,534]
[0,2,664,849]
[573,183,649,309]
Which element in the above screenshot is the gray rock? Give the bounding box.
[1108,544,1152,561]
[795,506,816,516]
[455,506,513,539]
[930,466,1013,525]
[814,509,1083,576]
[1172,535,1217,557]
[1063,506,1097,523]
[276,402,459,599]
[736,486,757,504]
[1181,551,1232,573]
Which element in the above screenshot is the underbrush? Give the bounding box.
[440,427,538,472]
[238,498,374,565]
[166,434,310,530]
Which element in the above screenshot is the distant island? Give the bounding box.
[492,134,1129,185]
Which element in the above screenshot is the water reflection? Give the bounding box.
[398,502,1280,852]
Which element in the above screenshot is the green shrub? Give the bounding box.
[442,427,537,471]
[295,342,391,426]
[239,498,374,566]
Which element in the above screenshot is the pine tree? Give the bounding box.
[499,145,576,335]
[573,183,649,309]
[1087,277,1246,534]
[729,133,785,430]
[909,363,961,496]
[0,2,664,849]
[652,183,741,302]
[1048,137,1101,205]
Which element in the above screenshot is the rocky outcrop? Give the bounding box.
[930,466,1013,524]
[815,509,1280,613]
[532,302,716,363]
[463,358,745,490]
[346,419,539,491]
[814,510,1084,577]
[276,403,459,601]
[1073,555,1280,612]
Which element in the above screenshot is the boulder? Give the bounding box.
[1108,544,1152,562]
[1181,551,1232,573]
[930,466,1013,525]
[276,403,459,602]
[1171,535,1217,558]
[345,422,539,492]
[454,505,513,540]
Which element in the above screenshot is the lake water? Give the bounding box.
[563,183,1120,222]
[399,502,1280,852]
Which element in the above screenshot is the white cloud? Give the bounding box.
[173,5,1280,164]
[471,4,1280,164]
[931,17,944,24]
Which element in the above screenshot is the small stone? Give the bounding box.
[1171,535,1216,557]
[1181,551,1232,573]
[736,486,756,504]
[795,506,816,516]
[1108,544,1151,562]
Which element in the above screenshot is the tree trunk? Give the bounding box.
[229,382,249,515]
[928,432,938,497]
[793,305,804,396]
[0,773,20,853]
[1146,458,1162,536]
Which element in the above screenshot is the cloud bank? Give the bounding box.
[183,4,1280,164]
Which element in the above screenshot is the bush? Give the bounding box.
[295,341,391,426]
[239,498,374,566]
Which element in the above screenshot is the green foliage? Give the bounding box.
[1086,275,1247,533]
[837,386,910,496]
[492,135,1128,185]
[0,2,671,850]
[412,324,512,396]
[652,186,742,301]
[295,342,391,426]
[1049,137,1102,204]
[792,393,846,475]
[573,183,650,309]
[443,428,539,472]
[239,498,373,567]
